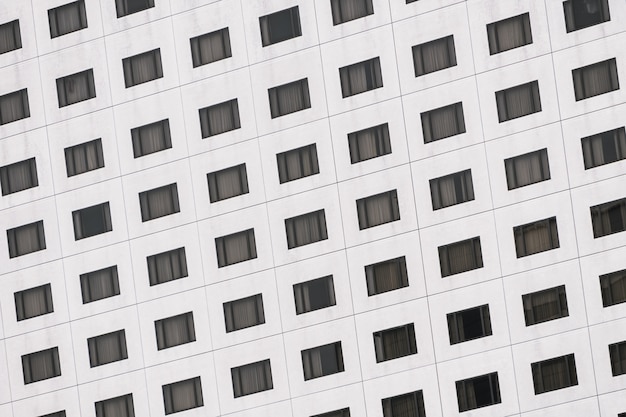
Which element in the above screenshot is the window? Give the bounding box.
[365,256,409,296]
[591,197,626,238]
[421,102,466,143]
[532,354,578,394]
[95,394,135,417]
[40,412,66,417]
[122,49,163,88]
[412,35,457,77]
[348,123,392,164]
[438,237,483,277]
[88,330,128,368]
[48,1,87,38]
[0,157,38,196]
[72,202,112,240]
[600,269,626,307]
[447,304,492,345]
[430,169,474,210]
[268,78,311,118]
[582,127,626,169]
[0,88,30,125]
[199,99,240,138]
[139,183,180,222]
[514,217,559,258]
[456,372,501,412]
[374,323,417,363]
[276,143,319,183]
[259,6,301,47]
[564,0,610,32]
[285,209,328,249]
[487,13,532,55]
[190,28,231,68]
[301,341,344,380]
[382,391,425,417]
[15,283,54,321]
[331,0,374,25]
[56,69,95,108]
[131,119,172,158]
[356,189,400,230]
[22,347,61,384]
[207,163,248,203]
[116,0,155,18]
[231,359,273,397]
[573,58,619,101]
[293,275,336,314]
[505,148,550,190]
[215,228,257,268]
[0,20,21,55]
[162,377,203,415]
[223,294,265,332]
[65,138,104,177]
[7,220,46,258]
[610,341,626,376]
[155,312,196,350]
[496,81,541,122]
[147,247,188,286]
[313,409,350,417]
[339,57,383,98]
[522,285,569,326]
[80,265,120,304]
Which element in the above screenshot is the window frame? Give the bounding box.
[339,57,383,98]
[495,80,541,123]
[531,353,578,394]
[513,216,560,258]
[563,0,610,33]
[122,48,163,88]
[231,359,273,397]
[381,390,426,417]
[455,372,501,412]
[447,304,492,345]
[199,98,241,138]
[365,256,409,296]
[87,329,128,368]
[0,157,39,196]
[190,27,232,68]
[72,202,113,240]
[438,236,483,277]
[215,228,257,268]
[7,220,46,258]
[22,347,61,384]
[131,119,172,158]
[356,189,400,230]
[0,19,22,55]
[421,102,466,143]
[14,283,54,321]
[115,0,155,18]
[268,78,311,118]
[486,12,532,55]
[293,275,337,315]
[259,6,302,47]
[590,197,626,238]
[412,35,457,77]
[522,284,569,326]
[331,0,374,25]
[48,0,87,39]
[276,143,320,183]
[147,247,188,286]
[348,123,392,164]
[95,393,135,417]
[373,323,418,363]
[207,163,248,203]
[429,169,475,210]
[0,88,30,125]
[138,183,180,222]
[80,265,120,304]
[610,340,626,377]
[504,148,551,190]
[56,68,96,108]
[285,209,328,249]
[162,376,204,415]
[572,58,619,101]
[154,311,196,350]
[581,127,626,169]
[600,269,626,308]
[64,138,105,177]
[223,293,265,333]
[301,341,345,381]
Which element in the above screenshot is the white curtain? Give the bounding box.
[123,49,162,87]
[286,210,327,248]
[366,258,407,295]
[116,0,155,17]
[216,229,256,267]
[200,99,240,138]
[97,394,134,417]
[192,28,231,67]
[0,19,20,54]
[89,331,127,367]
[1,89,29,124]
[148,248,187,285]
[357,191,399,229]
[505,149,549,189]
[66,139,103,176]
[140,184,179,222]
[340,58,382,97]
[349,124,391,163]
[430,170,474,210]
[456,380,478,412]
[157,313,195,349]
[23,348,59,383]
[81,266,119,303]
[132,120,170,157]
[374,325,414,362]
[383,393,422,417]
[573,59,618,101]
[515,219,558,257]
[269,80,310,118]
[414,36,455,76]
[302,348,325,380]
[16,284,51,320]
[487,13,531,54]
[224,294,264,331]
[331,0,373,25]
[523,288,562,324]
[164,378,202,414]
[1,157,37,195]
[49,1,86,38]
[58,70,93,107]
[232,360,272,397]
[8,221,44,258]
[497,82,541,122]
[208,164,247,202]
[277,144,318,183]
[440,238,482,277]
[422,103,465,143]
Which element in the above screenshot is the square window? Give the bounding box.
[573,58,619,101]
[131,119,172,158]
[421,102,466,143]
[522,285,569,326]
[155,311,196,350]
[14,283,54,321]
[80,265,120,304]
[438,237,483,277]
[382,391,425,417]
[430,169,474,210]
[412,35,457,77]
[447,304,492,345]
[56,69,95,108]
[339,57,383,98]
[0,20,22,55]
[122,48,163,88]
[581,127,626,169]
[563,0,610,32]
[72,202,112,240]
[215,228,257,268]
[293,275,336,314]
[147,247,188,286]
[162,376,203,415]
[0,88,30,125]
[504,148,550,190]
[591,197,626,238]
[348,123,392,164]
[231,359,273,397]
[513,216,559,258]
[22,347,61,384]
[88,329,128,367]
[48,1,87,39]
[40,412,66,417]
[312,408,351,417]
[285,209,328,249]
[65,138,105,177]
[0,157,38,196]
[331,0,374,25]
[223,293,265,332]
[365,256,409,296]
[456,372,501,412]
[301,341,344,380]
[207,163,248,203]
[259,6,301,47]
[268,78,311,118]
[356,189,400,230]
[199,99,241,138]
[487,13,532,55]
[139,183,180,222]
[7,220,46,258]
[276,143,319,183]
[496,80,541,122]
[115,0,155,18]
[95,394,135,417]
[609,340,626,377]
[373,323,417,363]
[532,354,578,394]
[600,269,626,307]
[190,28,232,68]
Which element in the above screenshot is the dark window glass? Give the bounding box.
[190,28,231,68]
[430,169,474,210]
[155,312,196,350]
[65,138,104,177]
[447,304,492,345]
[115,0,155,18]
[147,247,188,286]
[456,372,501,412]
[340,57,383,98]
[496,81,541,122]
[412,35,457,77]
[365,256,409,296]
[259,6,301,46]
[80,266,120,304]
[523,285,569,326]
[591,197,626,238]
[215,229,257,268]
[122,49,163,88]
[162,377,203,415]
[563,0,610,32]
[610,340,626,377]
[269,78,311,118]
[207,163,248,203]
[0,20,22,54]
[56,69,95,107]
[600,269,626,307]
[581,127,626,169]
[131,119,172,158]
[356,190,400,230]
[40,412,66,417]
[505,148,550,190]
[312,408,351,417]
[15,283,54,321]
[285,209,328,249]
[331,0,374,25]
[231,359,273,397]
[0,88,30,125]
[302,341,344,380]
[139,183,180,222]
[348,123,392,164]
[48,1,87,38]
[88,329,128,367]
[199,99,240,138]
[22,347,61,384]
[514,217,559,258]
[95,394,135,417]
[374,323,417,363]
[382,391,425,417]
[487,13,532,55]
[72,202,112,240]
[223,294,265,332]
[277,143,319,183]
[532,354,578,394]
[421,102,466,143]
[573,58,619,101]
[7,220,46,258]
[0,157,38,196]
[438,237,483,277]
[293,275,336,314]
